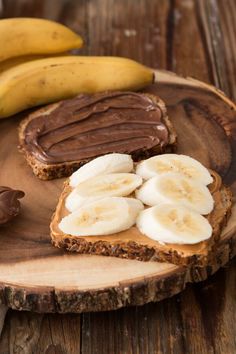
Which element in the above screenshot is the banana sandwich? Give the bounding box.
[50,153,232,266]
[18,91,176,180]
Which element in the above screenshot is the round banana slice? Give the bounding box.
[66,173,142,212]
[59,197,144,236]
[136,204,212,244]
[136,154,213,185]
[70,153,133,187]
[135,172,214,215]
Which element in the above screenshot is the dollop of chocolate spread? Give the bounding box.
[22,91,169,164]
[0,187,25,224]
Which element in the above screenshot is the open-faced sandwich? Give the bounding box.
[50,153,232,266]
[18,92,176,180]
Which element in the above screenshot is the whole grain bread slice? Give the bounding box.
[18,93,177,180]
[50,171,232,266]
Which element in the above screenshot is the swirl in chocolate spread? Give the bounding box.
[23,91,169,164]
[0,187,25,224]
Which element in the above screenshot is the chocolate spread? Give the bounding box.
[0,187,25,224]
[22,92,169,164]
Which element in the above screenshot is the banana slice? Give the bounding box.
[66,173,142,212]
[59,197,144,236]
[70,153,133,187]
[136,204,212,244]
[135,172,214,215]
[136,154,213,185]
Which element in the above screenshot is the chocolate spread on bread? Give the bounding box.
[0,187,25,224]
[21,92,169,164]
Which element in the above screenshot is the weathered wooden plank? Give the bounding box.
[0,310,81,354]
[0,310,43,354]
[196,0,232,96]
[1,0,44,18]
[180,259,236,354]
[216,0,236,101]
[35,313,81,354]
[86,0,171,67]
[170,0,211,82]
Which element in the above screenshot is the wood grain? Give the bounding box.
[216,0,236,100]
[0,310,81,354]
[80,262,235,354]
[0,0,235,353]
[168,0,211,81]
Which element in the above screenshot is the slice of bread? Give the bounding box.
[18,92,177,180]
[50,171,232,266]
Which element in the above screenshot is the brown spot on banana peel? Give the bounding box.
[52,31,59,39]
[152,72,155,84]
[39,79,46,86]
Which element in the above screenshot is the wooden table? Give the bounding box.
[0,0,235,353]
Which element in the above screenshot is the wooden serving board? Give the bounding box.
[0,70,235,313]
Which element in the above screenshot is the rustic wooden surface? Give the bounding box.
[0,0,235,353]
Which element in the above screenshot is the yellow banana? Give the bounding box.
[0,18,83,62]
[0,53,69,74]
[0,56,154,118]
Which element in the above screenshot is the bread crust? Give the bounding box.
[18,94,177,180]
[50,173,232,266]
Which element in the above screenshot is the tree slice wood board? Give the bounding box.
[0,70,235,314]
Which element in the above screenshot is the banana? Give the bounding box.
[0,56,154,118]
[70,153,134,187]
[59,197,144,236]
[66,173,142,211]
[0,18,83,63]
[136,204,212,244]
[136,154,213,185]
[0,54,68,74]
[135,172,214,214]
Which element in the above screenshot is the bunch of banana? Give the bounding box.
[60,153,214,244]
[0,18,154,118]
